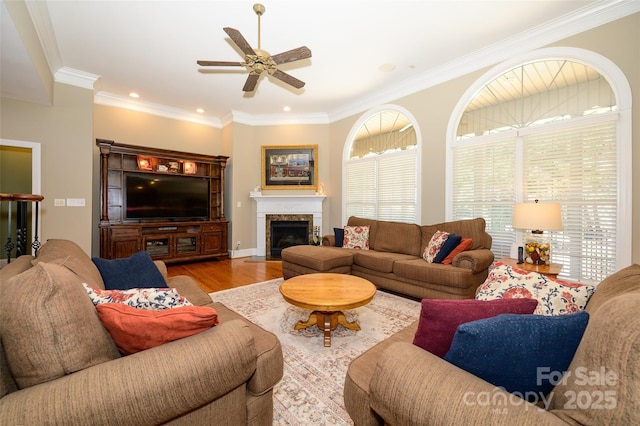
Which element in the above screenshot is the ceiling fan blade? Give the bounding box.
[270,46,312,65]
[197,60,244,67]
[223,27,256,56]
[271,69,305,89]
[242,73,260,92]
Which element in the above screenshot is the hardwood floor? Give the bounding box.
[167,257,283,293]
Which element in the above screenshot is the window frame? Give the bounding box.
[342,104,422,225]
[446,47,632,274]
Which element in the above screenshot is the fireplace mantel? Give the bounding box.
[250,193,326,256]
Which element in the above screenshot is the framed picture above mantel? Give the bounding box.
[262,145,318,190]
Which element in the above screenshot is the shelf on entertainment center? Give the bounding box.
[97,139,229,263]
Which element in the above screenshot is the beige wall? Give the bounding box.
[1,14,637,265]
[226,122,329,254]
[1,83,94,253]
[93,105,223,154]
[328,14,639,265]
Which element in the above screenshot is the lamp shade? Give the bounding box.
[512,201,562,232]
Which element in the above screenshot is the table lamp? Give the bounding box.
[512,200,562,265]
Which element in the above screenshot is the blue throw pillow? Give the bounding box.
[433,234,462,263]
[92,251,168,290]
[334,227,345,247]
[444,311,589,398]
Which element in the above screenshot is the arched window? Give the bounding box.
[343,105,420,224]
[447,48,632,283]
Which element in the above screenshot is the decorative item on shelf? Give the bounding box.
[168,161,180,173]
[317,182,325,196]
[137,156,152,171]
[512,200,562,266]
[310,226,321,245]
[157,163,169,172]
[183,161,197,174]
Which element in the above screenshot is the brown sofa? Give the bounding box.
[281,217,494,300]
[343,264,640,425]
[0,239,283,425]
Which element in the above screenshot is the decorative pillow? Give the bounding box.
[444,311,589,397]
[412,298,538,357]
[476,262,596,315]
[433,234,462,263]
[343,225,370,249]
[441,237,473,265]
[334,227,345,247]
[422,230,450,262]
[92,251,167,290]
[96,303,219,355]
[0,263,120,389]
[83,284,192,310]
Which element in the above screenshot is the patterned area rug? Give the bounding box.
[210,278,421,425]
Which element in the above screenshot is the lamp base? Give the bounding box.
[524,232,551,266]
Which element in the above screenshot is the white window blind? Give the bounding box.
[451,117,618,283]
[345,151,417,223]
[523,119,618,282]
[452,138,516,260]
[345,160,376,219]
[377,153,417,221]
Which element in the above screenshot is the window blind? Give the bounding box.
[345,150,417,223]
[451,118,618,283]
[345,160,376,219]
[452,138,516,260]
[523,120,617,282]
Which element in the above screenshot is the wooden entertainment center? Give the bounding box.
[97,139,229,263]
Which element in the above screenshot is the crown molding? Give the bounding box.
[24,0,62,76]
[55,67,100,90]
[94,92,222,128]
[229,110,329,126]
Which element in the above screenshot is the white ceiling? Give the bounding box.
[2,1,638,127]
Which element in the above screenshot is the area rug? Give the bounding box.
[210,278,421,425]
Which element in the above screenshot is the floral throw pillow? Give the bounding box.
[343,225,370,249]
[83,284,192,311]
[422,230,450,263]
[475,262,596,315]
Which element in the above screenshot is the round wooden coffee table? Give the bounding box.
[280,273,377,347]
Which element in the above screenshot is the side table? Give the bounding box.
[499,258,563,279]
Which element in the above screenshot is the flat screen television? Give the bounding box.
[124,173,209,221]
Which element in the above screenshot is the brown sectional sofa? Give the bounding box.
[282,216,494,300]
[343,263,640,425]
[0,239,283,425]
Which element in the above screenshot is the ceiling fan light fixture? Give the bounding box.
[197,2,311,92]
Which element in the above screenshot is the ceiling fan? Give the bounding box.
[197,3,312,92]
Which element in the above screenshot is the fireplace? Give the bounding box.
[269,220,310,257]
[250,193,326,257]
[266,214,313,258]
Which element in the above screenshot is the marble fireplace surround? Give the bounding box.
[250,193,326,257]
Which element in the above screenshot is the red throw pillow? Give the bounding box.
[440,237,473,265]
[412,298,538,357]
[96,303,219,355]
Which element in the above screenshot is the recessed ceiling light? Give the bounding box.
[129,92,140,98]
[196,108,205,113]
[379,63,396,72]
[283,106,291,112]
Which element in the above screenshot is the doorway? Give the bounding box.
[0,139,42,263]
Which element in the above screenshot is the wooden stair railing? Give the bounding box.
[0,193,44,263]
